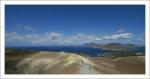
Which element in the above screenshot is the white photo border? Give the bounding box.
[0,0,149,79]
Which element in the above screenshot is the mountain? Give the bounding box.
[84,43,138,51]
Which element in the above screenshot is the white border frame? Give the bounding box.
[0,1,149,79]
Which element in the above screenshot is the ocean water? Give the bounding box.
[6,46,145,57]
[6,46,111,56]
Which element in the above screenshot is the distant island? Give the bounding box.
[84,43,143,51]
[84,43,145,58]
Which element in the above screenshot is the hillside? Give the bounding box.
[15,51,121,74]
[5,51,145,74]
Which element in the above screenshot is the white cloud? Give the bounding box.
[6,32,39,44]
[45,32,62,40]
[102,33,132,40]
[75,33,95,41]
[5,32,133,45]
[137,33,145,41]
[64,40,74,43]
[6,32,23,41]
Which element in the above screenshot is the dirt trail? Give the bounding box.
[79,63,99,74]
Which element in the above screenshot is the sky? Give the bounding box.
[5,5,145,46]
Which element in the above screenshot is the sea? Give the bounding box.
[6,46,145,57]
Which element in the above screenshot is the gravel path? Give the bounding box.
[79,63,99,74]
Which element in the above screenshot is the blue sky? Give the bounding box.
[5,5,145,46]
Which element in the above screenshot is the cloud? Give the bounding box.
[74,33,96,42]
[16,25,36,32]
[5,31,134,45]
[45,32,62,40]
[5,32,39,44]
[137,33,145,41]
[6,32,23,41]
[102,33,132,40]
[64,40,74,43]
